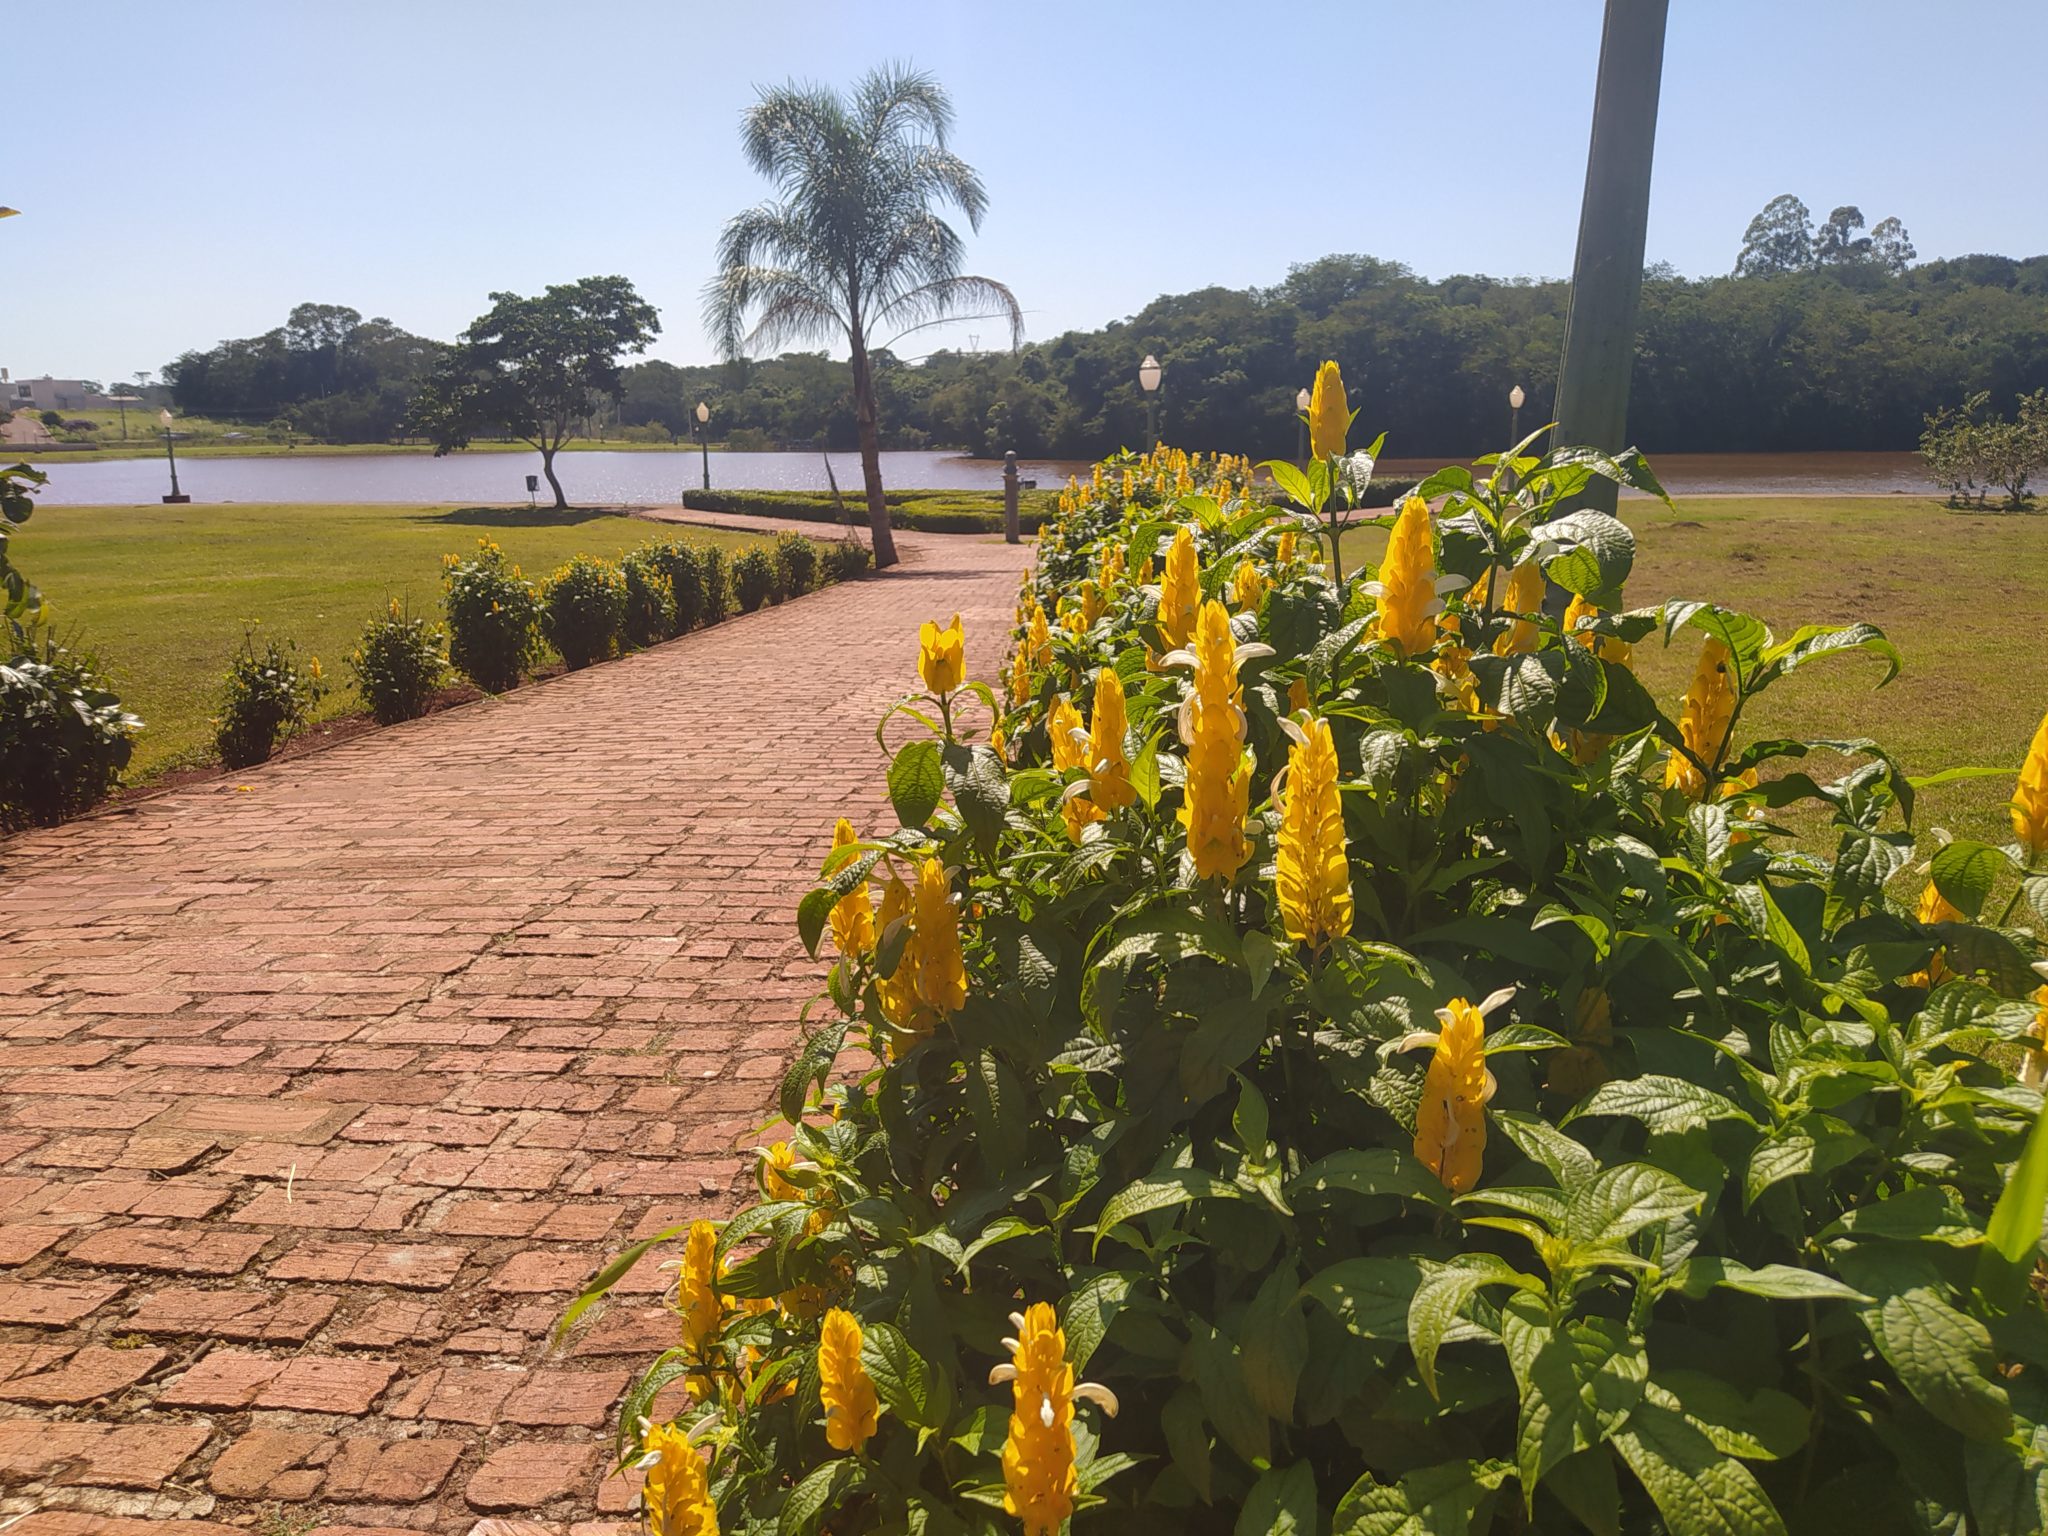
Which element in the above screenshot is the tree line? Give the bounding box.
[164,255,2048,466]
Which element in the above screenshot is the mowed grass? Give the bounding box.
[26,502,775,777]
[1344,496,2048,845]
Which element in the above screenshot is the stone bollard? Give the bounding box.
[1002,451,1021,545]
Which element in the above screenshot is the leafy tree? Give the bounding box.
[706,64,1020,568]
[164,303,443,440]
[1870,214,1917,275]
[1813,204,1873,265]
[1733,193,1813,276]
[411,277,660,509]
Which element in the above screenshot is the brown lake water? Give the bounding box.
[29,449,1939,506]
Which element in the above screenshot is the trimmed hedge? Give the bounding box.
[681,488,1059,534]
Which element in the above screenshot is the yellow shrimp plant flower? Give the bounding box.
[827,819,873,958]
[1231,559,1268,614]
[1172,600,1261,882]
[991,1303,1119,1536]
[1049,695,1100,842]
[1276,716,1353,953]
[907,856,968,1028]
[1492,562,1545,657]
[637,1420,718,1536]
[1399,988,1514,1193]
[2014,708,2048,860]
[1372,495,1439,658]
[1907,878,1964,989]
[676,1219,722,1355]
[1087,668,1134,812]
[1307,359,1351,460]
[918,613,965,695]
[1158,526,1201,650]
[1665,637,1737,798]
[818,1306,880,1452]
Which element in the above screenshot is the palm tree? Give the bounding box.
[706,65,1021,569]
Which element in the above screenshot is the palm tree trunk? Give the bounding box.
[847,332,899,569]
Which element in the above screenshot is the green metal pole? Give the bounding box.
[1553,0,1669,519]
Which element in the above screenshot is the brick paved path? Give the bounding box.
[0,528,1030,1536]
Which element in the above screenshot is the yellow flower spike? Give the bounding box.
[908,857,968,1030]
[1374,496,1439,657]
[1288,676,1310,715]
[827,819,874,959]
[2014,709,2048,860]
[1087,668,1135,813]
[1008,646,1032,708]
[1400,988,1513,1193]
[1049,695,1098,842]
[990,724,1007,761]
[1665,637,1737,798]
[1308,360,1351,460]
[761,1140,803,1202]
[1564,593,1633,668]
[818,1307,880,1452]
[1026,607,1053,671]
[1158,526,1201,650]
[1081,581,1104,627]
[1907,879,1964,989]
[1492,563,1545,657]
[1275,528,1296,567]
[1176,601,1254,882]
[992,1303,1118,1536]
[873,875,917,1035]
[1276,716,1353,953]
[676,1219,722,1355]
[918,613,965,695]
[1231,559,1268,615]
[2023,984,2048,1091]
[639,1420,718,1536]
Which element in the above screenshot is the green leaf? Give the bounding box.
[1060,1271,1136,1373]
[1239,1265,1308,1422]
[1500,1294,1648,1499]
[796,885,836,960]
[552,1221,688,1341]
[1178,994,1274,1102]
[1569,1075,1754,1134]
[1129,729,1164,810]
[1757,622,1902,689]
[1333,1460,1506,1536]
[1545,1448,1622,1536]
[1563,1163,1705,1250]
[963,1050,1028,1179]
[1756,881,1812,974]
[1162,1385,1213,1502]
[860,1320,938,1429]
[1409,1255,1541,1397]
[1932,838,2011,922]
[1679,1256,1870,1303]
[779,1458,866,1536]
[1863,1285,2012,1442]
[1243,929,1284,999]
[1610,1399,1790,1536]
[1189,1321,1270,1466]
[1093,1167,1245,1254]
[1491,1110,1598,1192]
[1652,1373,1809,1462]
[1289,1147,1448,1207]
[1237,1463,1318,1536]
[1302,1256,1427,1341]
[1530,509,1636,606]
[1984,1101,2048,1272]
[949,743,1010,855]
[887,738,945,828]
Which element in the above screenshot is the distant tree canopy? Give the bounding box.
[1734,193,1918,277]
[164,303,444,440]
[613,251,2048,460]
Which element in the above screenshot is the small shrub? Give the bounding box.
[0,634,140,830]
[824,538,872,582]
[442,538,542,693]
[621,549,677,648]
[773,530,819,596]
[214,630,324,769]
[698,546,730,624]
[37,410,62,430]
[348,600,449,725]
[617,422,673,444]
[730,547,777,612]
[541,554,627,669]
[644,541,704,635]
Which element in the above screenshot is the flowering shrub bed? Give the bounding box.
[213,629,324,768]
[348,601,449,724]
[443,539,543,692]
[543,553,630,669]
[588,367,2048,1535]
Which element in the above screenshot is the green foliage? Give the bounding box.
[441,538,542,692]
[644,540,708,635]
[699,546,730,626]
[774,530,820,597]
[213,629,324,768]
[1,462,46,626]
[1922,389,2047,509]
[347,602,449,724]
[622,549,677,647]
[823,538,873,583]
[582,435,2048,1534]
[682,487,1058,534]
[541,554,627,669]
[731,547,778,613]
[0,632,140,830]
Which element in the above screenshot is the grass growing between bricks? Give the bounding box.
[26,501,779,776]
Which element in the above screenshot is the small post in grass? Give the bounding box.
[1003,451,1021,545]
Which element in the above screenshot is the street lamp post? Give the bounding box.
[158,409,189,504]
[1508,384,1526,447]
[693,401,711,493]
[1296,386,1312,463]
[1138,355,1162,448]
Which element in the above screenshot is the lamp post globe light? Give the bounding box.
[694,400,711,493]
[1138,354,1162,448]
[1296,385,1312,463]
[158,409,189,504]
[1508,383,1526,447]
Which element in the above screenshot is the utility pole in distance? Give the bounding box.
[1552,0,1669,520]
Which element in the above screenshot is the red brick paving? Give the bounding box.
[0,527,1029,1531]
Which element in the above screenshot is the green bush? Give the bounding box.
[823,538,872,583]
[442,537,542,693]
[541,554,628,670]
[682,487,1059,534]
[699,546,730,624]
[622,549,678,648]
[590,436,2048,1535]
[730,547,778,613]
[774,531,820,597]
[0,634,140,830]
[644,541,704,635]
[348,601,449,725]
[213,630,324,768]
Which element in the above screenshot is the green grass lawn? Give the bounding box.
[1343,495,2048,845]
[26,503,774,777]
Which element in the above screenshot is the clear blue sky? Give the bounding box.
[6,0,2045,387]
